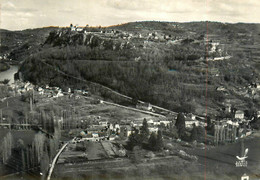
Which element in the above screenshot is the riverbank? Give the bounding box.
[0,62,10,72]
[0,65,18,84]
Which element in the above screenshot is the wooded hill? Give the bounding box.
[3,21,259,116]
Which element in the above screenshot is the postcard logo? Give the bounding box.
[235,148,248,167]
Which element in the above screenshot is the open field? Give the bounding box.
[0,62,10,72]
[58,141,108,164]
[53,155,203,180]
[54,132,260,180]
[39,95,162,125]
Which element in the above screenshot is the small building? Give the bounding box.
[136,103,153,111]
[257,111,260,118]
[80,131,86,136]
[147,119,154,126]
[235,110,244,119]
[77,27,83,32]
[120,125,132,137]
[241,173,249,180]
[38,87,44,92]
[92,133,99,138]
[226,120,239,127]
[185,119,199,128]
[148,127,158,134]
[99,120,108,127]
[256,83,260,89]
[114,123,120,130]
[153,120,161,126]
[71,26,76,31]
[187,113,196,120]
[131,120,143,127]
[216,86,226,92]
[159,120,171,126]
[87,126,106,134]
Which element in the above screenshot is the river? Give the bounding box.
[0,65,18,84]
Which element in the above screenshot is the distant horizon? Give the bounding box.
[1,0,260,31]
[2,20,260,31]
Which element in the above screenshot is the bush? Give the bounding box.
[75,142,86,151]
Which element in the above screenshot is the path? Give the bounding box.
[46,138,75,180]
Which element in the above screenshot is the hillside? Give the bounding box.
[0,27,59,61]
[2,21,259,116]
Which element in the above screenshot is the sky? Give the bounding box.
[0,0,260,30]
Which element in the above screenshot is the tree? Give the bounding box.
[191,124,198,142]
[33,132,45,163]
[16,139,26,171]
[155,130,163,151]
[175,113,186,138]
[140,118,149,142]
[1,132,13,164]
[2,79,10,85]
[148,131,164,151]
[127,129,142,150]
[40,152,50,178]
[196,126,206,142]
[206,116,214,133]
[148,132,157,150]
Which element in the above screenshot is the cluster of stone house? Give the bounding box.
[5,81,67,99]
[184,113,207,129]
[2,81,35,97]
[146,31,183,42]
[66,23,184,48]
[204,34,229,58]
[36,85,64,98]
[37,86,88,99]
[76,117,173,142]
[212,109,253,145]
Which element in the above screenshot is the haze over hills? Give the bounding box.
[1,21,260,117]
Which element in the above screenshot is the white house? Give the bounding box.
[71,26,76,31]
[147,119,154,125]
[257,111,260,118]
[136,103,153,111]
[153,120,161,126]
[148,127,158,134]
[226,120,239,127]
[255,83,260,89]
[131,120,142,127]
[185,119,199,128]
[235,110,244,119]
[99,120,108,127]
[114,124,120,130]
[55,89,64,97]
[120,125,132,137]
[216,86,226,91]
[159,120,171,126]
[92,133,99,138]
[76,27,83,32]
[240,173,249,180]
